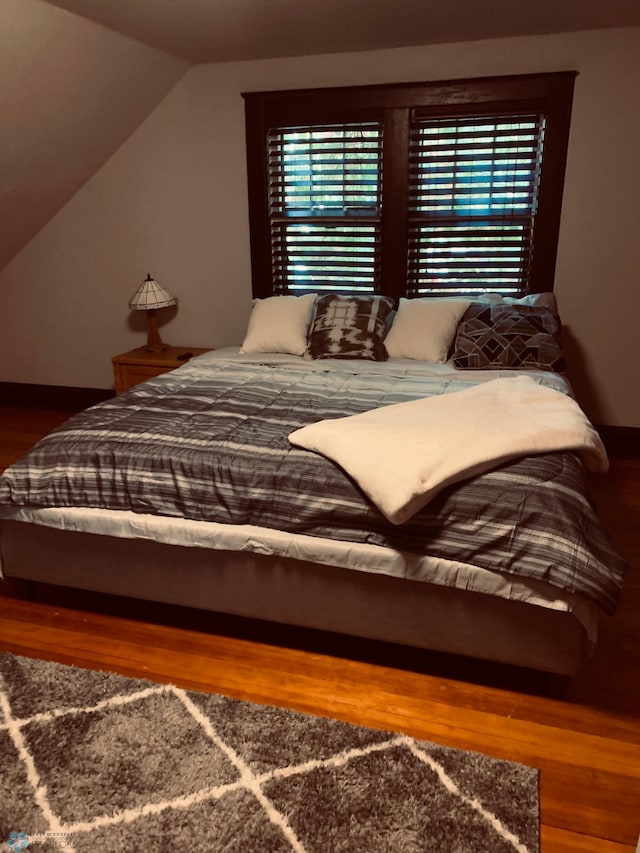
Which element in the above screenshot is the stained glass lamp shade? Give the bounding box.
[129,274,177,351]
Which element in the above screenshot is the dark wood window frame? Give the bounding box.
[243,71,576,302]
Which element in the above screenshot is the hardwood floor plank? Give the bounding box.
[541,768,640,847]
[1,595,638,736]
[541,825,636,852]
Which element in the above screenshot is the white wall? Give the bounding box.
[1,27,638,426]
[0,0,189,269]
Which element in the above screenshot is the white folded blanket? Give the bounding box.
[288,375,608,524]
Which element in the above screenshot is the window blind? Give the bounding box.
[267,121,383,294]
[407,113,545,297]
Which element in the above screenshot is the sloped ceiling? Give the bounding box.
[2,0,639,274]
[43,0,640,63]
[0,0,188,273]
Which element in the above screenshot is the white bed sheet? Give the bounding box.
[190,347,575,392]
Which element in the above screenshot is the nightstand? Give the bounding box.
[112,346,212,394]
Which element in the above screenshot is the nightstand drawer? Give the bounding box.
[112,346,212,394]
[122,364,172,390]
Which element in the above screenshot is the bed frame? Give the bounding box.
[0,519,591,677]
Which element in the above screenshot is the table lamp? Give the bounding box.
[129,274,177,352]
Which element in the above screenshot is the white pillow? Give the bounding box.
[241,294,317,355]
[384,298,470,362]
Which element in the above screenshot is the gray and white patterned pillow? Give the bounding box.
[308,294,394,360]
[452,302,565,372]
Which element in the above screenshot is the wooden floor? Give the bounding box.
[1,404,639,851]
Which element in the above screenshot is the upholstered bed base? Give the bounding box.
[0,520,590,676]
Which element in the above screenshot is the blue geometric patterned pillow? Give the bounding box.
[452,303,565,372]
[308,294,394,360]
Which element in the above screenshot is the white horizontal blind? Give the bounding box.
[268,121,383,294]
[407,113,545,297]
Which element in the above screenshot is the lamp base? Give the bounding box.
[145,309,168,352]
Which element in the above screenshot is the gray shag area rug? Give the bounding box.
[0,652,539,852]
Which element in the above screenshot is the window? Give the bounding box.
[269,121,383,294]
[243,72,575,301]
[407,113,545,296]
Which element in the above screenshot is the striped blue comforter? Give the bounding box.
[0,357,626,613]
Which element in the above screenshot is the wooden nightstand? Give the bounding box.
[112,346,212,394]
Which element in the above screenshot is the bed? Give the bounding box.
[0,294,627,677]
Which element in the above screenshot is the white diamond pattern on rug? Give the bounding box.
[0,654,539,852]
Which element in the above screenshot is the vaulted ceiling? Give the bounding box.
[1,0,639,273]
[43,0,640,63]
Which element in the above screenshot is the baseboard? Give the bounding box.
[595,425,640,459]
[0,382,114,410]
